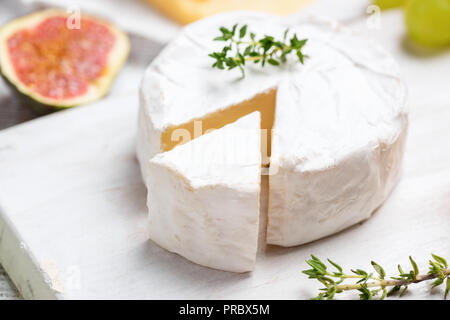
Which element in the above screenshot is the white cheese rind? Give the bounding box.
[267,16,408,246]
[138,11,408,253]
[146,113,261,272]
[136,11,289,174]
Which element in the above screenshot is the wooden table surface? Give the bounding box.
[0,77,32,299]
[1,0,449,300]
[0,0,376,300]
[0,0,165,298]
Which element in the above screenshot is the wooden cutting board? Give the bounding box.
[0,9,449,299]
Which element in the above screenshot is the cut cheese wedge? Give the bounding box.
[137,12,408,270]
[144,0,313,25]
[146,112,261,272]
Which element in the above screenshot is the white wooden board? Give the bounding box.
[0,8,449,299]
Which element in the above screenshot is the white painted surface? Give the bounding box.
[0,265,19,299]
[0,1,449,299]
[0,87,448,299]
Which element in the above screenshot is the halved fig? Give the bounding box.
[0,9,130,111]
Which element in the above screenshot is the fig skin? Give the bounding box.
[1,73,68,114]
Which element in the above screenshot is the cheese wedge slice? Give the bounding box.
[144,0,313,25]
[137,12,408,266]
[146,112,261,272]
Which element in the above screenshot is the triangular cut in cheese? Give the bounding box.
[147,112,262,272]
[161,88,276,167]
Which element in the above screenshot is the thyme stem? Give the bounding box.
[336,270,450,291]
[302,254,450,300]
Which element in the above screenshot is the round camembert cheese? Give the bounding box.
[137,12,408,272]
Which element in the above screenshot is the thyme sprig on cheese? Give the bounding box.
[209,24,308,78]
[303,254,450,300]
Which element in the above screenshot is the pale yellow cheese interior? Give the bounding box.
[161,88,277,166]
[145,0,313,25]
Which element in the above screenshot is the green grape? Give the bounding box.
[405,0,450,47]
[374,0,405,10]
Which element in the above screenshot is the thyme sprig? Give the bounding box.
[208,24,308,78]
[302,254,450,300]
